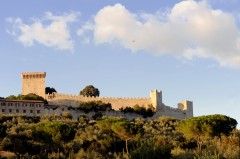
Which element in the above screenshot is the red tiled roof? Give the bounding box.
[0,99,44,103]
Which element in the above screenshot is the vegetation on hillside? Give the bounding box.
[0,114,238,159]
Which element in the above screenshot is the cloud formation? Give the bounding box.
[7,12,78,51]
[89,1,240,67]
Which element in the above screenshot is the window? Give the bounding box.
[30,110,33,113]
[16,109,19,113]
[15,103,20,106]
[37,110,40,114]
[2,109,5,112]
[62,108,64,111]
[1,103,6,106]
[23,110,26,113]
[9,109,12,113]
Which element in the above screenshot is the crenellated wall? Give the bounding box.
[45,91,193,120]
[20,72,193,120]
[46,93,152,110]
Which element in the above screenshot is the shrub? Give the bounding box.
[77,101,112,113]
[119,104,155,118]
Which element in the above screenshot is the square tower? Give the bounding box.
[21,72,46,98]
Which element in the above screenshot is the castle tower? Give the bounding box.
[21,72,46,98]
[150,89,163,112]
[178,100,193,118]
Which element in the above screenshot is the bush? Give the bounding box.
[77,101,112,113]
[130,143,172,159]
[119,104,155,118]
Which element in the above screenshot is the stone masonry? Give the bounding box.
[21,72,193,119]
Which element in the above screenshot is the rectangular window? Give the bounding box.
[24,104,28,107]
[62,108,64,111]
[15,103,20,106]
[2,109,5,112]
[9,109,12,113]
[1,103,6,106]
[37,110,40,114]
[16,109,19,113]
[23,110,26,113]
[30,110,33,113]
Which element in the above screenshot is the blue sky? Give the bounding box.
[1,0,240,123]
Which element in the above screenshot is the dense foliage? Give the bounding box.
[45,87,57,94]
[77,101,112,113]
[0,114,238,159]
[80,85,100,97]
[6,93,48,104]
[119,104,155,118]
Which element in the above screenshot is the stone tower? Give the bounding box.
[178,100,193,118]
[21,72,46,98]
[150,89,163,111]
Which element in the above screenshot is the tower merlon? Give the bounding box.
[21,72,46,78]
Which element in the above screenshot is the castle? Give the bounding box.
[19,72,193,119]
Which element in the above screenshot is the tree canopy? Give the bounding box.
[0,114,238,158]
[45,87,57,94]
[6,93,48,104]
[80,85,100,97]
[77,101,112,113]
[177,114,237,153]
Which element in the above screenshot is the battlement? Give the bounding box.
[21,72,193,119]
[50,93,150,100]
[21,72,46,79]
[164,105,185,113]
[46,92,153,111]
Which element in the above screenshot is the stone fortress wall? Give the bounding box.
[22,72,194,120]
[46,93,152,110]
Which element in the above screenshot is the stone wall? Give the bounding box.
[46,92,193,120]
[47,93,152,111]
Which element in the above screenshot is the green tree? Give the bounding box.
[177,114,237,153]
[18,93,48,104]
[111,120,144,155]
[80,85,100,97]
[6,95,17,100]
[45,87,57,94]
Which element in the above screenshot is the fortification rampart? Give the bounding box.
[47,93,152,110]
[20,72,193,120]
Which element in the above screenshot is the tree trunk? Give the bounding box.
[125,139,129,155]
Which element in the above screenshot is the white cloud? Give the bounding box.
[89,1,240,67]
[7,12,78,51]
